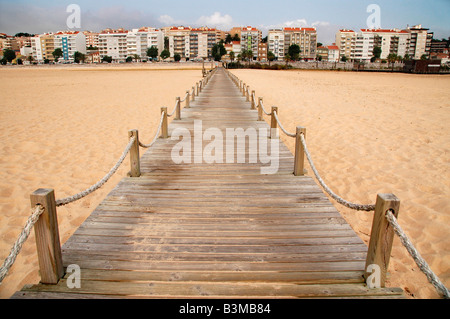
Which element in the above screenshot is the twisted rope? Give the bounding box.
[385,210,450,299]
[300,133,376,211]
[259,100,272,116]
[56,136,136,207]
[167,102,178,117]
[180,92,189,103]
[139,112,165,149]
[0,205,44,284]
[273,111,297,138]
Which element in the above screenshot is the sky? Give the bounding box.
[0,0,449,44]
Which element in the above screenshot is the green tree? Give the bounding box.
[229,51,235,62]
[102,55,112,63]
[267,51,275,65]
[225,34,233,44]
[212,43,227,61]
[126,56,133,63]
[52,48,63,62]
[288,44,301,61]
[232,34,240,42]
[3,49,16,63]
[147,46,158,60]
[174,54,181,62]
[373,46,382,59]
[160,49,170,60]
[420,54,429,60]
[341,55,347,62]
[284,53,291,66]
[74,51,86,63]
[1,57,8,65]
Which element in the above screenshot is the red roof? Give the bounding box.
[327,45,339,50]
[339,29,355,33]
[283,27,316,32]
[361,28,408,33]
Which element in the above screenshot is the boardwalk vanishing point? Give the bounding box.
[12,67,405,299]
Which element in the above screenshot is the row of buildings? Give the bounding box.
[1,24,448,64]
[335,25,435,61]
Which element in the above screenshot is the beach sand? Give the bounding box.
[231,69,450,299]
[0,65,448,299]
[0,64,205,298]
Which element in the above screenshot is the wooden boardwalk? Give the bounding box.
[13,68,404,299]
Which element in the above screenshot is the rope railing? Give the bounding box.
[0,69,216,286]
[0,205,44,284]
[225,68,449,299]
[385,210,450,299]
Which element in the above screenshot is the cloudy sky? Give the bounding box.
[0,0,449,44]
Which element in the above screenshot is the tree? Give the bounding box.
[229,51,235,62]
[420,54,429,60]
[373,46,382,60]
[52,48,63,62]
[74,51,86,63]
[3,49,16,63]
[288,44,301,61]
[147,46,158,60]
[102,55,112,63]
[160,49,170,60]
[284,53,291,66]
[232,34,240,42]
[126,56,133,63]
[174,54,181,62]
[341,55,348,62]
[225,34,233,44]
[212,43,227,61]
[17,58,23,65]
[267,51,275,65]
[0,57,7,65]
[317,42,323,48]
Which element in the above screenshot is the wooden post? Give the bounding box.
[270,106,278,139]
[246,86,250,102]
[161,107,168,138]
[30,189,63,284]
[242,83,246,96]
[175,97,181,120]
[251,90,256,109]
[196,82,199,95]
[186,91,190,108]
[128,129,140,177]
[191,87,195,101]
[258,97,263,121]
[294,127,306,176]
[365,194,400,287]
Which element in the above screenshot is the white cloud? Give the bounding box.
[196,12,233,29]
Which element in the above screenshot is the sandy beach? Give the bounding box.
[0,64,205,298]
[231,69,450,299]
[0,65,448,299]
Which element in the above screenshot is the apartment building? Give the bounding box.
[98,29,129,62]
[258,42,268,61]
[167,26,191,58]
[407,25,433,59]
[190,27,216,59]
[144,28,164,56]
[53,31,86,62]
[283,27,317,60]
[337,25,433,62]
[83,31,99,48]
[31,33,55,62]
[327,45,340,62]
[240,26,262,60]
[268,29,285,60]
[361,29,410,59]
[127,29,148,59]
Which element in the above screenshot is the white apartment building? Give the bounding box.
[240,26,262,60]
[361,29,410,59]
[327,45,340,62]
[407,25,433,59]
[31,33,55,62]
[268,29,285,59]
[283,27,317,60]
[127,29,148,59]
[98,30,128,62]
[53,31,86,62]
[147,29,164,56]
[167,26,191,58]
[190,28,216,59]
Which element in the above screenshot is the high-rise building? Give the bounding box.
[167,26,191,58]
[283,27,317,60]
[406,25,433,59]
[127,29,148,59]
[31,33,55,62]
[53,31,86,62]
[83,31,99,48]
[240,26,262,60]
[98,29,129,62]
[268,29,285,60]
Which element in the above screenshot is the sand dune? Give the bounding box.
[231,69,450,299]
